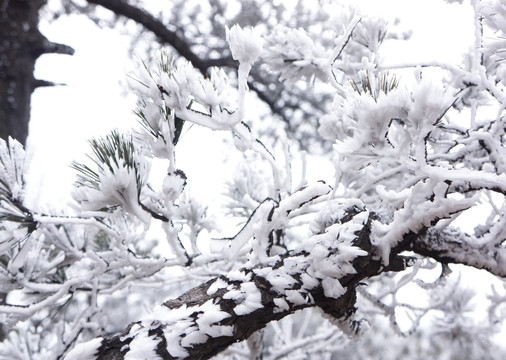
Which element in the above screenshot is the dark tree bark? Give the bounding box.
[60,176,506,360]
[63,200,419,360]
[0,0,73,146]
[65,218,506,360]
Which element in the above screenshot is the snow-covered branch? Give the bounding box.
[413,228,506,278]
[64,201,394,360]
[65,195,505,359]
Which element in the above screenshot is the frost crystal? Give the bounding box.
[72,131,150,222]
[224,282,263,315]
[263,26,328,82]
[64,337,103,360]
[226,24,263,66]
[0,137,25,203]
[125,332,163,360]
[207,278,228,295]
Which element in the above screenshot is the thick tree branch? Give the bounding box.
[60,195,506,359]
[66,204,417,360]
[63,195,439,360]
[63,186,506,360]
[412,228,506,278]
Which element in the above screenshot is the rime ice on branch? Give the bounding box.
[66,197,387,359]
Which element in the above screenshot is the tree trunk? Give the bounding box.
[0,0,73,146]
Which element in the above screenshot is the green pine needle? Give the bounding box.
[71,130,142,195]
[350,71,399,101]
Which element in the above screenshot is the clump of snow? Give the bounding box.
[223,282,263,316]
[284,290,307,305]
[321,277,346,298]
[300,272,320,290]
[207,278,228,295]
[0,137,26,202]
[162,328,190,358]
[195,300,233,337]
[226,25,263,67]
[263,26,329,82]
[264,268,298,293]
[227,269,251,282]
[162,170,186,205]
[125,332,163,360]
[65,337,103,360]
[273,298,290,313]
[180,326,208,348]
[372,179,477,265]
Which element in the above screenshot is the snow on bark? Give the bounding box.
[372,179,477,265]
[64,337,104,360]
[414,228,506,278]
[65,196,382,360]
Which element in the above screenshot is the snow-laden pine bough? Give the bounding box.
[63,179,506,360]
[63,185,390,360]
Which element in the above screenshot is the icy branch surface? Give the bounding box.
[67,200,377,359]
